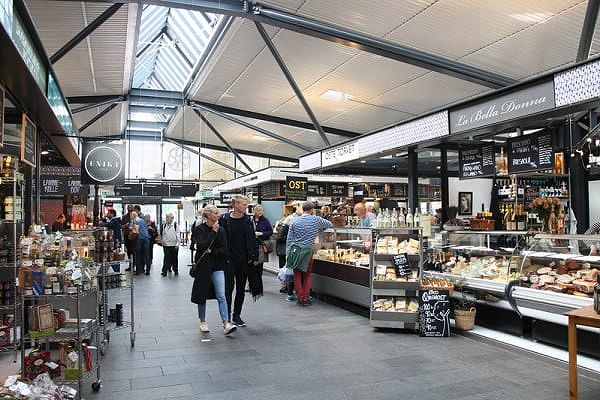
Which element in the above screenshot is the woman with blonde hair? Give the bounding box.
[190,205,236,335]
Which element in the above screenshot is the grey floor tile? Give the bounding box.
[101,366,163,381]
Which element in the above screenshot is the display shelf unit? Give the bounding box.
[98,260,135,353]
[370,228,423,329]
[21,284,102,395]
[0,155,24,362]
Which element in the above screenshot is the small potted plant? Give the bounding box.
[453,290,477,331]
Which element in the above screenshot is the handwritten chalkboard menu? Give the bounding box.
[507,131,554,174]
[307,183,326,196]
[327,183,348,197]
[143,183,169,197]
[459,144,495,179]
[261,182,280,198]
[392,254,412,277]
[114,184,142,197]
[20,114,36,167]
[419,289,451,337]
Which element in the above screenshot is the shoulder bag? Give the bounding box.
[189,231,218,277]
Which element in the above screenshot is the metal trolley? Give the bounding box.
[98,259,136,354]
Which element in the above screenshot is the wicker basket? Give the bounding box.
[454,307,476,331]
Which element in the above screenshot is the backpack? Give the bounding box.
[162,222,177,234]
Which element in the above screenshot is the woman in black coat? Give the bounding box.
[191,205,236,336]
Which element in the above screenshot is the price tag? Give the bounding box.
[393,254,412,277]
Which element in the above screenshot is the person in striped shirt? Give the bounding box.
[286,201,333,306]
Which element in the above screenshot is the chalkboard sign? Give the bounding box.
[328,183,348,197]
[169,183,197,197]
[261,182,280,199]
[507,131,554,174]
[114,184,142,197]
[143,183,169,197]
[419,289,451,337]
[392,254,412,277]
[285,176,308,201]
[391,183,407,198]
[20,113,36,167]
[459,144,495,179]
[307,183,326,196]
[0,85,4,148]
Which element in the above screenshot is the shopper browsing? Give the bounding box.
[286,201,333,306]
[219,195,258,327]
[101,209,122,249]
[130,212,151,275]
[354,202,375,228]
[161,213,180,276]
[281,201,303,300]
[190,206,236,335]
[251,205,273,300]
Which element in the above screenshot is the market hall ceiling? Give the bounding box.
[24,0,600,161]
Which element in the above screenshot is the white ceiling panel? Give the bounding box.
[322,104,414,134]
[589,13,600,55]
[72,104,124,138]
[369,72,488,116]
[296,0,436,37]
[385,0,584,62]
[461,2,586,79]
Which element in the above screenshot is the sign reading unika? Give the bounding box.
[81,143,125,185]
[285,176,308,201]
[449,81,555,134]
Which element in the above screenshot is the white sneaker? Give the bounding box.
[199,322,210,333]
[223,322,237,335]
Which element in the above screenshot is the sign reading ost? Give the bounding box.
[81,143,125,185]
[285,176,308,201]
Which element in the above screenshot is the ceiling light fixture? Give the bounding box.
[251,135,270,142]
[41,150,50,155]
[320,89,352,102]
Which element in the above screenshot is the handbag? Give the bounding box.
[154,234,162,246]
[261,241,272,254]
[189,232,218,278]
[127,227,138,241]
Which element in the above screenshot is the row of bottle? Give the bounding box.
[497,178,569,199]
[500,204,527,231]
[375,208,422,229]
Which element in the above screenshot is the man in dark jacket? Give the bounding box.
[102,209,122,249]
[218,195,258,327]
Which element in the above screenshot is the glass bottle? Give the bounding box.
[558,207,566,234]
[398,208,406,228]
[594,276,600,314]
[390,208,398,228]
[406,208,413,228]
[517,205,526,231]
[413,207,420,228]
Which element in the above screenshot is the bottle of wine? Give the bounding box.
[390,208,398,228]
[517,205,526,231]
[398,208,406,228]
[406,208,413,228]
[413,207,420,228]
[558,207,566,234]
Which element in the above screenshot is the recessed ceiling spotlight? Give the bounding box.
[41,150,50,155]
[320,89,352,102]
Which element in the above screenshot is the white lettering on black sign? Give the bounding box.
[419,289,451,337]
[507,132,554,174]
[459,144,495,179]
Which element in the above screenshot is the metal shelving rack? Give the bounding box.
[98,259,135,353]
[0,156,24,363]
[20,286,102,397]
[370,227,423,329]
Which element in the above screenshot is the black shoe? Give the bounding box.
[296,300,303,306]
[232,315,246,327]
[304,299,312,306]
[174,271,179,276]
[144,271,150,275]
[125,267,131,272]
[279,287,287,294]
[161,272,167,277]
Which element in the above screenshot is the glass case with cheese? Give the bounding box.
[519,234,600,298]
[313,228,371,269]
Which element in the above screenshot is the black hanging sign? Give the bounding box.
[169,183,197,197]
[143,183,169,197]
[114,184,142,197]
[81,143,125,185]
[392,254,412,277]
[307,183,326,196]
[41,176,66,195]
[391,183,407,198]
[507,131,554,174]
[20,113,36,167]
[327,183,348,197]
[285,176,308,201]
[459,144,495,179]
[419,289,451,337]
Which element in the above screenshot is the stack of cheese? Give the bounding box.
[374,265,418,281]
[372,297,419,313]
[375,237,420,255]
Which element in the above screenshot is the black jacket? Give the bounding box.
[219,212,258,264]
[191,224,228,305]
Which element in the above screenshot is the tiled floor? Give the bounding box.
[3,246,600,399]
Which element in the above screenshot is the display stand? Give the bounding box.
[370,228,423,329]
[0,156,24,362]
[98,259,135,353]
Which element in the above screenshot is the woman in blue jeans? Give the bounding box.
[190,206,236,335]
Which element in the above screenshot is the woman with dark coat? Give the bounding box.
[190,205,237,335]
[251,204,273,300]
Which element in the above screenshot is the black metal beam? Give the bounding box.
[136,26,166,59]
[50,3,123,64]
[577,0,600,61]
[189,100,359,138]
[193,103,315,152]
[254,21,330,146]
[164,138,246,175]
[68,94,124,104]
[79,102,119,133]
[192,109,254,172]
[407,148,418,212]
[164,30,194,69]
[164,136,298,163]
[251,5,516,89]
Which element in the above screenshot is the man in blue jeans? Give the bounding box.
[134,213,152,275]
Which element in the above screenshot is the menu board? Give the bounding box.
[261,182,280,198]
[392,254,412,277]
[419,290,451,337]
[143,183,169,197]
[20,113,36,167]
[114,184,142,197]
[507,131,554,174]
[327,183,348,197]
[169,183,197,197]
[307,183,326,196]
[391,183,407,198]
[459,144,495,179]
[285,176,308,201]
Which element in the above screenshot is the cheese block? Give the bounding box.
[573,279,596,294]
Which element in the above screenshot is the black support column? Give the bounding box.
[407,148,418,212]
[440,146,449,222]
[568,119,590,233]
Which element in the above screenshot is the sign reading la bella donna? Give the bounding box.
[81,143,125,185]
[321,141,359,167]
[449,80,555,134]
